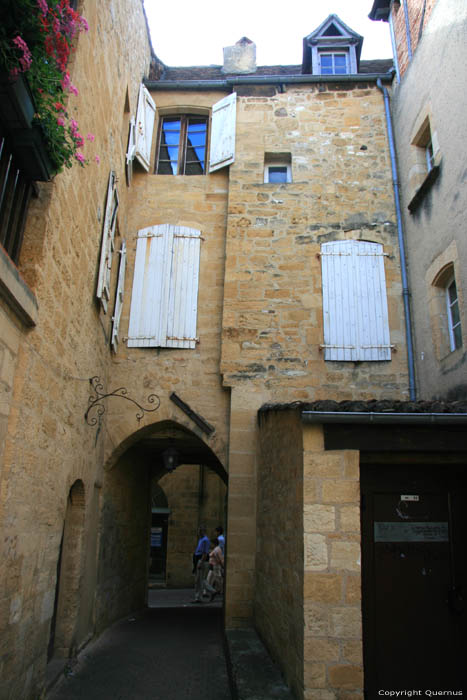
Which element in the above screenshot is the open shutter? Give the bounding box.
[125,116,136,185]
[128,225,201,348]
[321,240,391,361]
[96,171,119,312]
[209,93,236,172]
[111,240,126,353]
[134,84,156,172]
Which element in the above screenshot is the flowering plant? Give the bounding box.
[0,0,98,174]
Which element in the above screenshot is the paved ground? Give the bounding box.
[48,589,232,700]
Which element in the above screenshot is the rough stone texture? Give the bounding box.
[256,409,304,698]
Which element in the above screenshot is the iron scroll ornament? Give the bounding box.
[85,376,160,425]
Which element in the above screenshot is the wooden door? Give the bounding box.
[361,464,467,695]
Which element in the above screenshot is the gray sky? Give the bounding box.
[144,0,392,67]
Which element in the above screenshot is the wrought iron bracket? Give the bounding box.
[85,376,160,425]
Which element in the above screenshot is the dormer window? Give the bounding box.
[319,51,349,75]
[302,14,363,76]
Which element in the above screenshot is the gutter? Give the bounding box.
[144,72,394,91]
[301,411,467,425]
[377,78,416,401]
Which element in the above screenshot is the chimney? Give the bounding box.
[222,37,256,74]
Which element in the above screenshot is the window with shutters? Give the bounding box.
[125,84,156,175]
[429,259,464,359]
[321,240,392,361]
[156,115,208,175]
[154,93,236,176]
[128,224,201,349]
[96,171,119,313]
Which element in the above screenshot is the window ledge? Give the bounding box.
[408,164,440,212]
[0,246,38,327]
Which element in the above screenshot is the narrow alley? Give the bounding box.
[47,591,231,700]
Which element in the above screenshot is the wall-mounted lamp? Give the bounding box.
[162,447,179,473]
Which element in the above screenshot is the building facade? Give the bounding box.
[1,1,466,698]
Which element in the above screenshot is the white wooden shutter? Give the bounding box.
[128,225,201,349]
[96,171,119,312]
[111,240,126,353]
[125,116,136,185]
[209,93,236,172]
[321,240,391,361]
[135,84,156,172]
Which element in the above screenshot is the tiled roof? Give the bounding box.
[154,59,393,82]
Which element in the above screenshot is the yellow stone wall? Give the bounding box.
[0,1,153,696]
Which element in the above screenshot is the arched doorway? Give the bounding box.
[48,479,85,660]
[95,421,227,630]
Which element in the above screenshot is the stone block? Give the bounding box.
[329,606,362,638]
[304,505,336,533]
[328,665,363,689]
[304,638,339,662]
[304,573,342,604]
[330,542,361,572]
[322,481,359,504]
[339,506,360,533]
[305,534,328,571]
[304,662,326,688]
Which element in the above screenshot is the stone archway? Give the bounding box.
[94,420,228,631]
[48,479,86,660]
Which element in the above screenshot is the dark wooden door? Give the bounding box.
[361,464,467,696]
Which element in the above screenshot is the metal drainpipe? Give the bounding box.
[402,0,413,61]
[377,78,416,400]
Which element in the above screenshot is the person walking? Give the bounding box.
[203,537,224,601]
[215,526,225,554]
[192,526,210,603]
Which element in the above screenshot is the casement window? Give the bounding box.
[156,115,208,175]
[125,84,156,175]
[128,224,201,349]
[111,240,126,353]
[96,171,119,312]
[155,93,237,176]
[321,240,391,361]
[319,51,349,75]
[0,130,34,265]
[446,276,462,352]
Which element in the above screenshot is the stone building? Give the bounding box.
[370,0,467,401]
[0,1,466,699]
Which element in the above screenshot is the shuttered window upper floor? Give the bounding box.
[125,86,237,177]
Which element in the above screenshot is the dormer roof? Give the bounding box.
[302,14,364,74]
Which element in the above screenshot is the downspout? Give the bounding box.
[402,0,413,61]
[377,78,416,400]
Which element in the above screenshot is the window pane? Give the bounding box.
[450,299,460,327]
[157,119,181,174]
[448,279,458,306]
[453,324,462,349]
[268,166,288,183]
[321,55,332,68]
[186,118,207,174]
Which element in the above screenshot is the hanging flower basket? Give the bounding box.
[0,71,36,129]
[9,124,55,181]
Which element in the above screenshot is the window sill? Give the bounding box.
[408,164,440,213]
[0,246,38,327]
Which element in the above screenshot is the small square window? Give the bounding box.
[263,156,292,184]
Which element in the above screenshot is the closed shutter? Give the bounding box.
[209,93,236,172]
[96,171,119,312]
[135,85,156,172]
[111,240,127,353]
[128,225,201,348]
[321,240,391,361]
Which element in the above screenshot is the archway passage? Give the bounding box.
[95,421,227,631]
[48,480,86,661]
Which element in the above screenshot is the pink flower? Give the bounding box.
[70,119,79,136]
[80,17,89,32]
[61,72,71,91]
[75,134,85,148]
[68,83,79,96]
[95,155,100,164]
[57,117,65,127]
[12,36,32,73]
[36,0,48,16]
[75,152,86,163]
[86,132,95,142]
